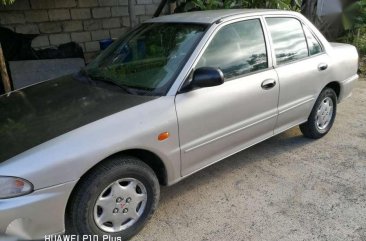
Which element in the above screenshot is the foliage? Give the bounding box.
[360,55,366,77]
[176,0,301,12]
[354,28,366,55]
[342,0,366,31]
[340,0,366,55]
[239,0,301,9]
[1,0,15,5]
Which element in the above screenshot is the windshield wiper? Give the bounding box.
[92,76,136,95]
[79,69,135,95]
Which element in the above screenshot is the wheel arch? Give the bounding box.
[64,148,168,231]
[324,81,341,100]
[108,149,168,186]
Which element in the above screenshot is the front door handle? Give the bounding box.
[318,63,328,71]
[261,79,276,90]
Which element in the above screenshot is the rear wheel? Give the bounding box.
[300,88,337,139]
[66,156,160,240]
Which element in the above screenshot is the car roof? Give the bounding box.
[146,9,294,24]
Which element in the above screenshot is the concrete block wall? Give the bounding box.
[0,0,163,63]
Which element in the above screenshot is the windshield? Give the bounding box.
[85,23,207,96]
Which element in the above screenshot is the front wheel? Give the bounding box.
[66,156,160,240]
[300,88,337,139]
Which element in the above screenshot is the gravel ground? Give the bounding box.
[133,80,366,241]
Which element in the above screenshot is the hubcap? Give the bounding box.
[93,178,147,233]
[316,97,334,132]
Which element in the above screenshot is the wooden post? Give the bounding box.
[0,43,12,93]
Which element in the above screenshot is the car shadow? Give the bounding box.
[159,126,315,203]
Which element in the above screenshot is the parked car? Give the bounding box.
[0,9,359,240]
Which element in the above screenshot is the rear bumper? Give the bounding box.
[339,74,359,103]
[0,180,77,240]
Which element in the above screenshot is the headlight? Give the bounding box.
[0,176,33,199]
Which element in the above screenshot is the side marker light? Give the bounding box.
[158,132,170,141]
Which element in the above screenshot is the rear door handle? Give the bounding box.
[261,79,276,90]
[318,63,328,71]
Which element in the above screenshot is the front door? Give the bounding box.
[175,18,280,176]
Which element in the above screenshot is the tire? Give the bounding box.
[300,88,337,139]
[66,156,160,241]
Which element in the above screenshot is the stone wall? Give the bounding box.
[0,0,164,62]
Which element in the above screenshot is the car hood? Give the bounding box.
[0,74,158,163]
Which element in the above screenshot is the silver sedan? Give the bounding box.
[0,9,359,240]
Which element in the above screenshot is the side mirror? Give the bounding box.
[180,67,224,92]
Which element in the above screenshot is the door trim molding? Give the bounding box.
[184,113,278,153]
[279,97,315,115]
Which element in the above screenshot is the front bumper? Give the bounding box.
[0,180,77,240]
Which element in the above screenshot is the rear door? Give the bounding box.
[175,18,280,176]
[264,17,331,134]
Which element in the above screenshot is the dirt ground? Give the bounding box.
[133,80,366,241]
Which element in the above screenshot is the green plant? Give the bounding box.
[342,0,366,31]
[176,0,300,13]
[1,0,15,5]
[340,0,366,55]
[191,0,222,10]
[240,0,300,9]
[355,28,366,55]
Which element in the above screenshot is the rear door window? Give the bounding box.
[266,17,309,65]
[303,24,323,55]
